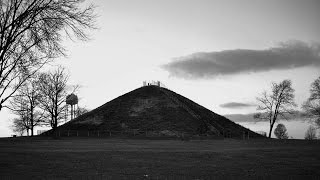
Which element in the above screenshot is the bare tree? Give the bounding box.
[274,123,288,139]
[76,106,89,117]
[254,80,296,138]
[302,76,320,127]
[9,77,44,136]
[0,0,95,111]
[38,67,68,130]
[304,126,317,140]
[11,116,28,136]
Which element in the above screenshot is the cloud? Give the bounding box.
[162,41,320,79]
[220,102,256,109]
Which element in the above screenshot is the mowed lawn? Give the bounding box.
[0,137,320,180]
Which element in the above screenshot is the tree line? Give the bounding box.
[10,67,89,136]
[255,77,320,139]
[0,0,95,136]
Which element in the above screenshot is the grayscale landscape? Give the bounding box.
[0,0,319,179]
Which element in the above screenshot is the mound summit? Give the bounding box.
[57,85,263,138]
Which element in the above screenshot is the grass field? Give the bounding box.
[0,137,320,180]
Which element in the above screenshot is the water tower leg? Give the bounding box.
[71,105,73,120]
[67,106,69,121]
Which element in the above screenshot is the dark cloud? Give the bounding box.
[162,41,320,79]
[220,102,256,109]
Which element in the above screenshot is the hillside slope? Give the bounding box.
[57,85,263,138]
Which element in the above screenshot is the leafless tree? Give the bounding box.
[304,126,317,140]
[37,66,68,130]
[302,76,320,127]
[9,77,44,136]
[254,80,296,138]
[76,106,89,117]
[274,123,288,139]
[0,0,95,111]
[11,116,28,136]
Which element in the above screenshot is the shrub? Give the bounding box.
[305,126,317,140]
[274,124,288,139]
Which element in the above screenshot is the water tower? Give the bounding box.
[66,93,78,120]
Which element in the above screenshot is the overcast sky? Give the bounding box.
[1,0,320,137]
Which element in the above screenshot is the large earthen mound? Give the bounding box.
[56,85,263,138]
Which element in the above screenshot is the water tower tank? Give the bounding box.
[66,94,78,105]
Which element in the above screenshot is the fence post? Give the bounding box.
[109,131,111,137]
[247,131,249,140]
[98,131,99,137]
[88,131,89,137]
[68,131,69,137]
[59,131,60,137]
[77,131,78,137]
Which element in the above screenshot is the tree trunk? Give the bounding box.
[51,115,54,129]
[269,110,279,138]
[54,116,58,129]
[269,122,275,138]
[30,109,34,136]
[54,102,58,129]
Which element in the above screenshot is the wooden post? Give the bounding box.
[68,131,69,137]
[247,131,249,140]
[77,131,78,137]
[88,131,89,137]
[109,131,111,137]
[98,131,99,137]
[59,131,60,137]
